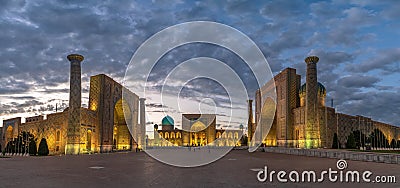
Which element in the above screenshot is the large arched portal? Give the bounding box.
[113,99,133,151]
[5,126,13,145]
[88,74,139,153]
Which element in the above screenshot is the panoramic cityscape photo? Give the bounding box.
[0,1,399,188]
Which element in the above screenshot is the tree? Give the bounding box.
[29,138,37,156]
[346,133,356,149]
[390,139,396,149]
[332,133,340,149]
[38,138,49,156]
[5,142,12,154]
[5,139,17,154]
[369,129,389,149]
[3,131,34,154]
[240,135,248,146]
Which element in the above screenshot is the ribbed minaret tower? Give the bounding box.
[247,99,254,145]
[305,56,320,148]
[66,54,84,155]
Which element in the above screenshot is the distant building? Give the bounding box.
[153,114,241,147]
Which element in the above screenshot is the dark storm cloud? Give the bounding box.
[38,88,69,94]
[15,100,44,108]
[260,0,307,20]
[340,90,400,125]
[310,1,343,19]
[0,0,166,88]
[146,103,169,109]
[337,75,380,88]
[308,2,379,47]
[8,96,35,100]
[0,76,32,94]
[0,100,47,116]
[146,43,260,99]
[270,28,306,54]
[349,48,400,73]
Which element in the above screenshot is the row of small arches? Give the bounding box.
[216,132,240,139]
[160,132,182,139]
[159,131,240,139]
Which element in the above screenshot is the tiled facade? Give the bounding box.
[255,56,400,149]
[0,55,141,155]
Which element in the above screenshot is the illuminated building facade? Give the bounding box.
[255,56,400,149]
[0,54,144,155]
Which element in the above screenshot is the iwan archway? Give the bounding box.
[113,99,133,151]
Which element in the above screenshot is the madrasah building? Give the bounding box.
[152,114,242,147]
[0,54,146,155]
[1,54,400,154]
[252,56,400,149]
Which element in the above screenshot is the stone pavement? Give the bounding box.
[0,150,398,188]
[263,147,400,164]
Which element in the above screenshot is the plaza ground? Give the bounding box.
[0,150,398,188]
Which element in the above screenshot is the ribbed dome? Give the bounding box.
[299,82,326,97]
[161,116,174,126]
[191,121,206,132]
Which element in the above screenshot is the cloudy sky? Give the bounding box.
[1,0,400,129]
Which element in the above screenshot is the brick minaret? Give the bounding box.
[247,99,254,145]
[66,54,84,154]
[305,56,320,148]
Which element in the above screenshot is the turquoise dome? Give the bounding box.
[299,82,326,97]
[161,115,174,126]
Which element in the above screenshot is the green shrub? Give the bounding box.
[38,138,49,156]
[332,133,340,149]
[29,138,37,156]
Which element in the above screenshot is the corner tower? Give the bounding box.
[66,54,84,154]
[305,56,320,148]
[247,99,254,144]
[138,98,146,149]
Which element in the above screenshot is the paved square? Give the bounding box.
[0,150,398,188]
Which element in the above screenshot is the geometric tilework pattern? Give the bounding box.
[66,54,84,154]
